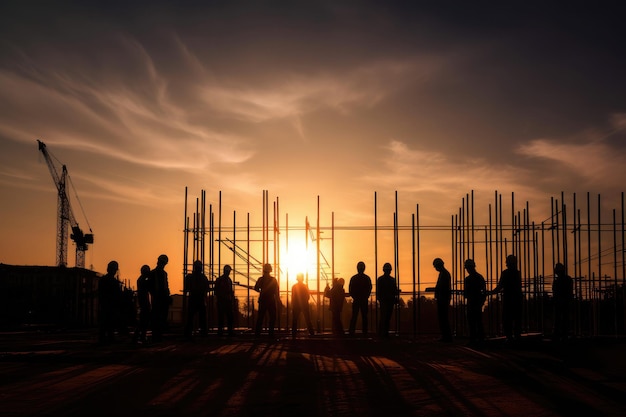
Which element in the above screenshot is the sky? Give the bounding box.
[1,2,625,295]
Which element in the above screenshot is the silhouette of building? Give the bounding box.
[0,264,99,329]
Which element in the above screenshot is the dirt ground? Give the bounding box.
[1,329,626,417]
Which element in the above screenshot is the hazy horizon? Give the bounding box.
[1,2,625,293]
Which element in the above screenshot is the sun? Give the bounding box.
[283,239,313,277]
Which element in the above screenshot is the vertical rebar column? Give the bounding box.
[274,198,280,332]
[622,193,626,335]
[394,191,400,335]
[412,213,417,337]
[613,209,618,335]
[416,203,421,337]
[183,187,189,280]
[573,193,579,335]
[598,194,602,335]
[488,202,495,333]
[587,192,596,335]
[218,192,222,269]
[374,192,378,334]
[316,195,321,332]
[232,209,236,329]
[285,213,289,332]
[247,213,251,328]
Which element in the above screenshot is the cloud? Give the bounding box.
[198,58,441,123]
[516,116,626,190]
[366,139,535,196]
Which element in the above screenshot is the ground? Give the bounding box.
[1,329,626,416]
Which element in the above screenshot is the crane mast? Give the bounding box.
[37,140,93,268]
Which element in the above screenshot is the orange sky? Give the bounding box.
[1,3,625,296]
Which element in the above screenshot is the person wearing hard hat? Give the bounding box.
[254,263,280,338]
[376,263,398,338]
[215,264,235,337]
[490,255,523,342]
[433,258,453,342]
[463,259,486,346]
[291,273,315,338]
[149,254,170,343]
[348,261,373,337]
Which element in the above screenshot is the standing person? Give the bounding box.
[184,260,209,339]
[490,255,523,342]
[215,264,235,337]
[348,261,372,337]
[148,254,170,343]
[98,260,122,344]
[376,263,398,338]
[324,278,346,336]
[552,263,573,342]
[254,263,280,338]
[433,258,453,342]
[463,259,487,346]
[132,264,151,344]
[291,273,315,338]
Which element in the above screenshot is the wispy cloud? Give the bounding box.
[199,58,441,123]
[366,140,536,196]
[517,115,626,190]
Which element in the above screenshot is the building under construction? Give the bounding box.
[183,188,626,339]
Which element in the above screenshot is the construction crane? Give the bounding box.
[37,139,94,268]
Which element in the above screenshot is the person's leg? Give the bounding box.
[268,303,277,337]
[292,307,299,337]
[349,302,359,335]
[360,301,369,336]
[255,303,266,336]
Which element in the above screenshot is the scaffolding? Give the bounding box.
[182,188,626,339]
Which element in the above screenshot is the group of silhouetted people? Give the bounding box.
[99,253,573,345]
[432,256,574,346]
[98,254,171,345]
[245,260,400,340]
[320,261,399,339]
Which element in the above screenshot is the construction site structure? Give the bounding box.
[183,187,626,339]
[37,139,94,268]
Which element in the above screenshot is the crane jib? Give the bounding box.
[37,139,94,268]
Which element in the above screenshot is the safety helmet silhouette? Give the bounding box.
[263,263,272,273]
[107,260,119,274]
[433,258,444,267]
[506,255,517,268]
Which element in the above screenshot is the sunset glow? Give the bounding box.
[283,240,314,278]
[1,3,625,294]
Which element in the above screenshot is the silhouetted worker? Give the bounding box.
[148,254,170,343]
[254,263,280,338]
[349,261,372,337]
[463,259,486,346]
[184,260,210,339]
[291,273,315,338]
[215,264,235,337]
[433,258,453,342]
[325,277,346,336]
[376,263,398,338]
[490,254,523,342]
[98,260,123,344]
[552,263,573,342]
[132,264,151,344]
